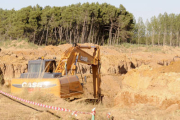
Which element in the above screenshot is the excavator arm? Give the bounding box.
[55,44,101,98]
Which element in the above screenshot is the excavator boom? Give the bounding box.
[55,44,100,74]
[55,44,101,98]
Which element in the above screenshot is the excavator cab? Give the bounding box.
[20,58,62,78]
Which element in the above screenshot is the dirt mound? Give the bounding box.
[160,60,180,73]
[114,60,180,110]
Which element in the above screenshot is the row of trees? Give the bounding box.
[135,13,180,46]
[0,3,134,45]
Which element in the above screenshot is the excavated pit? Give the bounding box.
[1,42,180,116]
[113,60,180,110]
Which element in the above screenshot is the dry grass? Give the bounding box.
[0,85,11,93]
[19,89,58,103]
[0,39,44,49]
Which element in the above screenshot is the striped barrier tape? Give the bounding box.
[107,112,111,119]
[0,90,95,117]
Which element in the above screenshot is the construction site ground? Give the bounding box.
[1,41,180,119]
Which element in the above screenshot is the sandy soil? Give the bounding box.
[1,41,180,119]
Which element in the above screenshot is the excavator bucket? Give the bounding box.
[11,75,83,98]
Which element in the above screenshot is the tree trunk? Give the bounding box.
[114,34,116,45]
[117,28,120,44]
[54,27,58,45]
[66,25,69,42]
[81,15,87,43]
[152,29,154,46]
[95,36,96,44]
[177,31,179,46]
[70,30,72,44]
[88,18,94,43]
[97,36,100,45]
[84,25,88,43]
[170,31,172,46]
[58,26,62,43]
[46,26,49,46]
[69,23,72,44]
[76,24,79,43]
[65,28,68,41]
[163,28,166,46]
[40,28,45,45]
[92,27,94,43]
[158,31,160,45]
[33,31,36,44]
[109,19,113,45]
[138,29,140,47]
[102,29,104,45]
[145,32,148,45]
[73,27,76,43]
[101,35,104,45]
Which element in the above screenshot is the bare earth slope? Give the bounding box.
[1,41,180,119]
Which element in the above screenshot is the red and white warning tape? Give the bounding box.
[107,112,111,119]
[0,90,95,117]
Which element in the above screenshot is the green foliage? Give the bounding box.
[134,17,145,44]
[136,13,180,47]
[0,3,134,46]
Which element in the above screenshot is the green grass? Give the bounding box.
[144,46,162,52]
[109,43,146,48]
[27,42,39,49]
[103,43,172,54]
[0,40,12,47]
[0,39,42,49]
[59,40,67,45]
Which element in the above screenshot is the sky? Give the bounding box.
[0,0,179,22]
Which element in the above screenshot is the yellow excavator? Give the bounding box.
[11,44,101,99]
